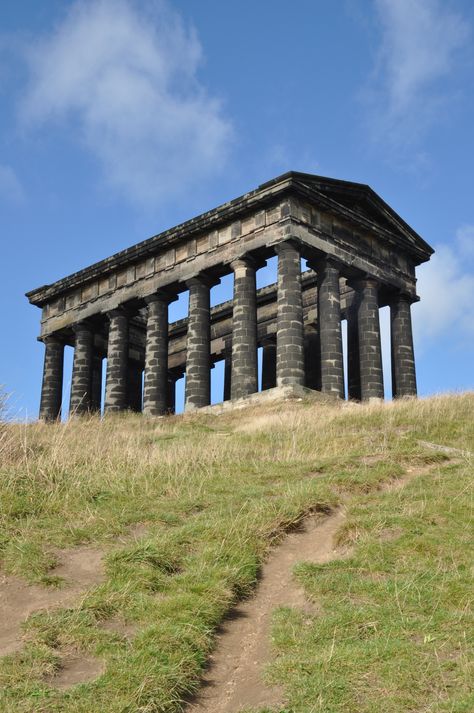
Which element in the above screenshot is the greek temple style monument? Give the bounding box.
[26,172,434,420]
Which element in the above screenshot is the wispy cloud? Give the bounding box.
[367,0,469,147]
[414,233,474,346]
[0,164,24,203]
[19,0,233,206]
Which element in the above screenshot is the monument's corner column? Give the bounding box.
[39,334,64,422]
[69,321,94,416]
[104,308,129,413]
[275,240,305,387]
[390,292,417,398]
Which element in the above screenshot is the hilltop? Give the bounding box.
[0,394,472,712]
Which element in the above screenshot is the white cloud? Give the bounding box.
[369,0,469,145]
[20,0,233,206]
[0,164,24,203]
[413,238,474,347]
[456,224,474,258]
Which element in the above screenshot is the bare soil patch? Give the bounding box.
[0,545,104,657]
[45,651,105,690]
[186,509,346,713]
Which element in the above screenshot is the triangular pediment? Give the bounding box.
[280,171,433,260]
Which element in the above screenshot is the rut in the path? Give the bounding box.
[185,455,456,713]
[186,509,346,713]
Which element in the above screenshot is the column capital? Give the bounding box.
[41,332,64,346]
[307,254,341,273]
[144,290,178,306]
[229,254,265,271]
[72,319,94,335]
[185,273,220,290]
[389,289,418,306]
[274,238,300,255]
[106,306,130,321]
[347,276,380,292]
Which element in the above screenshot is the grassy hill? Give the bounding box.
[0,394,472,712]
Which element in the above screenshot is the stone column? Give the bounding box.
[316,257,344,398]
[185,276,212,411]
[275,241,305,387]
[69,322,93,416]
[90,353,103,413]
[128,361,143,412]
[39,335,64,421]
[354,278,384,401]
[230,256,258,399]
[261,337,277,390]
[143,293,172,416]
[391,294,417,398]
[346,294,361,401]
[304,323,321,391]
[104,309,129,413]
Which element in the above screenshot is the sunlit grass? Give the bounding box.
[0,393,472,711]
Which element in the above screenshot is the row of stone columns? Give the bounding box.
[39,241,417,420]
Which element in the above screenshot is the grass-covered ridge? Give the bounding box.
[0,394,473,712]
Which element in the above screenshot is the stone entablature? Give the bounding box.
[27,171,434,419]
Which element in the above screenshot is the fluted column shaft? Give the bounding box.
[231,257,258,399]
[276,242,305,386]
[185,277,212,411]
[317,258,344,398]
[39,335,64,421]
[143,294,171,416]
[354,278,384,400]
[391,294,417,397]
[104,309,129,413]
[261,338,277,390]
[70,323,93,415]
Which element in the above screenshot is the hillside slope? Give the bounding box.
[0,394,472,712]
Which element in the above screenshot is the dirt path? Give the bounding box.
[186,455,457,713]
[186,509,346,713]
[0,545,104,657]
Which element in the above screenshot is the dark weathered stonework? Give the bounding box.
[104,309,129,413]
[185,277,213,411]
[143,294,171,416]
[28,172,433,418]
[316,258,344,398]
[391,294,417,397]
[39,335,64,421]
[230,257,258,399]
[70,322,93,415]
[353,278,384,400]
[276,242,305,387]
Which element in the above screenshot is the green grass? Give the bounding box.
[0,393,472,712]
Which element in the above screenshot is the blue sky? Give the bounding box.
[1,0,473,418]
